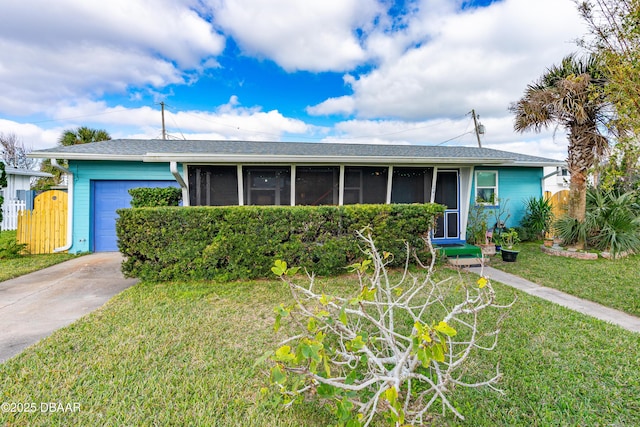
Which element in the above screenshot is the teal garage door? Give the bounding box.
[92,180,178,252]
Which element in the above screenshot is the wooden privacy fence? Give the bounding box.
[17,190,68,254]
[544,190,569,238]
[546,190,569,219]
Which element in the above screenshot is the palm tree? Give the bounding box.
[59,126,111,146]
[510,54,610,234]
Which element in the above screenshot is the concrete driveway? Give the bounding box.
[0,252,138,363]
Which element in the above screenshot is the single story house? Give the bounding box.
[29,139,563,253]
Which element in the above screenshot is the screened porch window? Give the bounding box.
[344,167,388,204]
[391,167,433,203]
[475,171,498,205]
[295,167,339,205]
[243,167,291,205]
[188,165,239,206]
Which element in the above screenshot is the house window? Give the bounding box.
[295,166,339,205]
[475,171,498,205]
[243,167,291,206]
[391,167,433,203]
[188,165,239,206]
[344,167,388,204]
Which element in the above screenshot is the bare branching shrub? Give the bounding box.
[260,229,513,426]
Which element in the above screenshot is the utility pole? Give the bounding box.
[160,102,167,140]
[471,109,483,148]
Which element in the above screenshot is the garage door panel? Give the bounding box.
[93,180,178,252]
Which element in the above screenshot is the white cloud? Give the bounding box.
[5,98,318,149]
[0,0,225,114]
[0,119,64,150]
[311,0,586,120]
[209,0,382,71]
[0,0,589,163]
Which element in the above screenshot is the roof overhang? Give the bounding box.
[142,153,514,165]
[28,152,142,162]
[28,145,564,168]
[4,166,53,178]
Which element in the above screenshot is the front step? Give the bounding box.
[435,243,482,258]
[447,256,487,267]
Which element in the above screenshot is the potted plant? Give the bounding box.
[467,204,493,255]
[543,232,554,247]
[500,228,520,262]
[491,198,511,253]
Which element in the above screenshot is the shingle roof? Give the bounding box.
[30,139,563,166]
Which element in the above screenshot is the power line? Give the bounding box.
[162,103,475,145]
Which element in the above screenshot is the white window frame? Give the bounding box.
[475,170,498,206]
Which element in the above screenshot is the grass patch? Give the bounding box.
[490,242,640,317]
[0,231,80,282]
[1,273,639,426]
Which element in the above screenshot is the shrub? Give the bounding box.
[0,240,28,259]
[520,196,554,240]
[466,204,489,245]
[555,188,640,258]
[117,204,445,281]
[260,230,510,425]
[128,187,182,207]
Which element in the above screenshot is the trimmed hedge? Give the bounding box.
[128,187,182,207]
[116,204,444,281]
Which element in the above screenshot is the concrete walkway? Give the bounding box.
[0,252,138,363]
[468,265,640,333]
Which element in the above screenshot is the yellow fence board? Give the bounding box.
[548,190,569,220]
[17,190,68,254]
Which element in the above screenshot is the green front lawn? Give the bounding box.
[1,273,639,426]
[0,231,79,282]
[490,242,640,317]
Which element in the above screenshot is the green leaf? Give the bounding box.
[345,370,358,385]
[274,345,296,363]
[384,386,398,405]
[432,343,445,363]
[339,306,348,325]
[309,342,323,362]
[360,287,376,301]
[285,266,300,276]
[319,293,330,306]
[434,321,457,337]
[416,347,431,367]
[323,352,331,377]
[307,317,317,333]
[274,312,281,332]
[270,366,286,384]
[273,304,290,332]
[348,335,366,351]
[271,260,287,276]
[316,383,336,398]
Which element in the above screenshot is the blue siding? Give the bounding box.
[68,161,180,253]
[470,167,543,228]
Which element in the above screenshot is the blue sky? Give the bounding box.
[0,0,586,159]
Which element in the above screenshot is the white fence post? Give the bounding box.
[1,199,26,231]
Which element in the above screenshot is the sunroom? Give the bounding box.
[187,164,462,242]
